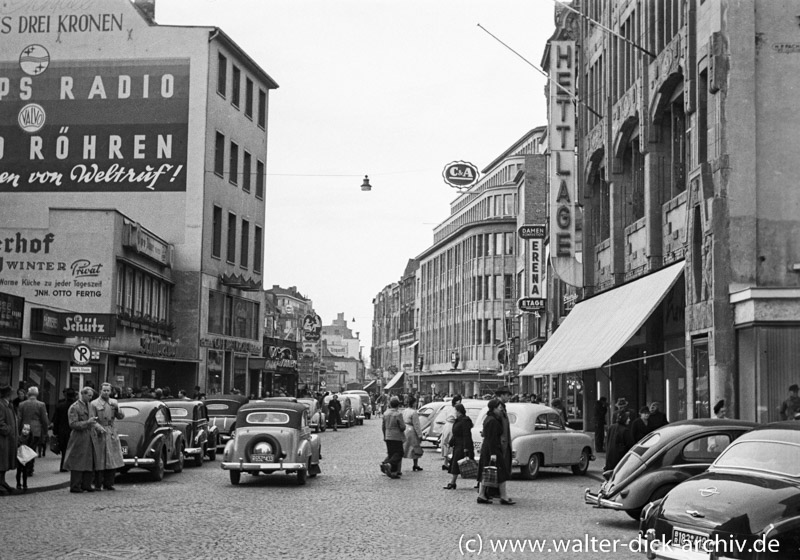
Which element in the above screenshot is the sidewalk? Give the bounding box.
[7,452,70,495]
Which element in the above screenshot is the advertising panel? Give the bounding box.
[0,291,24,337]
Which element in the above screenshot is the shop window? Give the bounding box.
[0,358,11,387]
[693,339,710,418]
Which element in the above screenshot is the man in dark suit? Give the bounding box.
[53,388,77,472]
[593,397,609,452]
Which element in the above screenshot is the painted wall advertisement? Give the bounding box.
[0,44,189,192]
[0,225,111,312]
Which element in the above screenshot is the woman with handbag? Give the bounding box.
[402,396,424,471]
[476,399,515,505]
[444,403,474,489]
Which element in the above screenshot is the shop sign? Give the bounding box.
[563,293,578,315]
[529,237,546,305]
[0,342,21,357]
[517,351,530,366]
[302,314,321,342]
[0,291,24,337]
[118,357,137,368]
[31,309,116,336]
[199,336,261,355]
[518,297,545,312]
[139,335,177,357]
[442,161,480,190]
[123,223,171,266]
[264,344,297,369]
[519,225,546,239]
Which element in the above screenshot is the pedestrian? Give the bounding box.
[63,387,101,493]
[11,388,26,414]
[611,397,629,425]
[476,398,515,505]
[593,396,609,452]
[630,406,651,443]
[494,387,513,485]
[402,396,424,471]
[16,386,49,476]
[0,386,18,495]
[779,384,800,420]
[551,397,568,425]
[327,394,341,431]
[440,413,456,470]
[443,403,474,490]
[713,399,727,419]
[191,385,201,399]
[380,396,405,479]
[15,423,32,492]
[604,410,634,471]
[648,401,669,429]
[53,388,77,473]
[178,389,190,400]
[91,383,125,491]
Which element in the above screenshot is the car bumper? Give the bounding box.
[184,447,203,455]
[584,488,624,510]
[123,457,156,467]
[221,461,306,471]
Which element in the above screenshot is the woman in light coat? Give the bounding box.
[402,396,424,471]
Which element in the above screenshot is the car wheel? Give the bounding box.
[194,446,204,467]
[571,447,591,475]
[320,423,326,432]
[297,460,308,485]
[230,469,241,485]
[207,446,217,462]
[172,444,185,473]
[151,449,165,482]
[521,453,542,480]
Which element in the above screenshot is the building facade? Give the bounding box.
[0,0,277,403]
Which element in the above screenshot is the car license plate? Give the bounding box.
[121,446,128,456]
[251,453,273,463]
[672,528,711,552]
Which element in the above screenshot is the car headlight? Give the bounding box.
[253,442,273,455]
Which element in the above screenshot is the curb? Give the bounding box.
[4,480,70,495]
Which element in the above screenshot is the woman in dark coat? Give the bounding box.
[443,403,474,489]
[476,399,515,505]
[604,410,634,471]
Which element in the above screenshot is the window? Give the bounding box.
[494,233,503,256]
[208,290,260,340]
[227,212,237,264]
[504,274,513,300]
[124,267,134,312]
[214,132,225,177]
[494,274,503,300]
[231,65,241,107]
[212,205,222,258]
[254,225,263,273]
[116,262,124,310]
[242,151,251,193]
[245,78,253,119]
[143,276,151,316]
[258,89,266,129]
[240,219,249,268]
[504,194,513,215]
[134,271,144,314]
[504,232,514,255]
[229,141,239,185]
[256,160,264,199]
[217,53,227,97]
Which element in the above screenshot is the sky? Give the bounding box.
[155,0,557,355]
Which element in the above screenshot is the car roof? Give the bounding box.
[740,421,800,444]
[204,394,249,404]
[118,399,166,411]
[239,400,308,414]
[162,399,202,408]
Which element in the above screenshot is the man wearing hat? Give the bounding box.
[494,387,513,483]
[52,388,78,472]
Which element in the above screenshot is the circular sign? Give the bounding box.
[72,343,92,366]
[19,44,50,76]
[18,103,46,133]
[320,380,327,388]
[430,383,436,389]
[442,160,479,190]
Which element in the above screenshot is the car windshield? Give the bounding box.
[206,401,239,414]
[714,440,800,477]
[246,411,290,425]
[168,408,189,418]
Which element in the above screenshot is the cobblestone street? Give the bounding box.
[0,418,642,560]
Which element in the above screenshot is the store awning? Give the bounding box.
[520,261,685,377]
[384,371,404,390]
[363,380,376,390]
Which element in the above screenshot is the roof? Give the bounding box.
[238,400,308,414]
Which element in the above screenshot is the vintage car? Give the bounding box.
[472,403,594,479]
[418,401,448,435]
[324,393,362,428]
[297,398,326,432]
[221,400,322,486]
[424,399,486,447]
[585,419,757,519]
[639,422,800,560]
[164,399,220,466]
[343,390,372,420]
[206,394,249,451]
[116,399,186,481]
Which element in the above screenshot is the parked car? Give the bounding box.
[424,399,486,447]
[116,399,185,481]
[472,403,594,479]
[585,419,757,519]
[418,401,448,436]
[639,422,800,559]
[324,393,362,428]
[221,400,322,486]
[343,390,372,419]
[164,399,220,466]
[297,398,326,433]
[206,394,249,451]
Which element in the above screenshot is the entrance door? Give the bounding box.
[692,340,710,418]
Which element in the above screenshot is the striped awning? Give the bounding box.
[384,371,404,390]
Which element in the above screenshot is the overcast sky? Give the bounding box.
[155,0,556,355]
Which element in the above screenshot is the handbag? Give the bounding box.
[49,434,60,455]
[457,457,478,479]
[482,465,499,487]
[17,444,37,465]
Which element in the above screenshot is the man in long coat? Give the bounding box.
[0,386,18,495]
[91,382,125,491]
[63,386,101,493]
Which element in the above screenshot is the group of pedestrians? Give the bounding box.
[602,399,669,471]
[0,385,51,494]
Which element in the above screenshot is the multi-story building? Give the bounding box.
[523,0,800,427]
[320,312,364,388]
[371,283,400,388]
[0,0,277,407]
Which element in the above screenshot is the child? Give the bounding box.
[16,424,32,492]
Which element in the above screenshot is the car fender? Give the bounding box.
[222,439,235,462]
[145,433,166,459]
[618,468,691,509]
[764,516,800,539]
[170,432,184,461]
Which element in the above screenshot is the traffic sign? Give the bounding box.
[72,343,92,365]
[430,383,436,389]
[70,366,92,374]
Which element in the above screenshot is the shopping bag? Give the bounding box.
[49,434,60,455]
[17,444,37,465]
[457,457,478,479]
[482,465,499,488]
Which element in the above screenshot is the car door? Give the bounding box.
[547,412,573,464]
[533,412,553,463]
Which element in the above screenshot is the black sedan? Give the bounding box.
[639,422,800,559]
[164,399,219,466]
[116,399,185,481]
[585,419,757,519]
[206,394,249,451]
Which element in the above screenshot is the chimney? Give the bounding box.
[132,1,156,23]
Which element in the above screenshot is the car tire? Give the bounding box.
[571,447,591,475]
[521,453,542,480]
[194,446,204,467]
[207,444,216,462]
[246,434,282,461]
[230,469,241,485]
[172,443,185,473]
[297,460,308,485]
[151,449,165,482]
